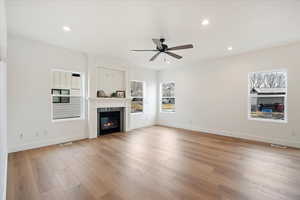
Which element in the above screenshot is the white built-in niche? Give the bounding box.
[96,67,126,97]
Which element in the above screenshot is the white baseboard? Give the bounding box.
[9,121,156,153]
[1,152,7,200]
[129,120,156,131]
[157,121,300,148]
[3,153,7,200]
[8,135,88,153]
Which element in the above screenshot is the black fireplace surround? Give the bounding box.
[97,107,124,136]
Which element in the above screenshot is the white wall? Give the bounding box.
[0,0,7,199]
[0,0,6,61]
[128,67,157,129]
[7,36,88,152]
[158,42,300,148]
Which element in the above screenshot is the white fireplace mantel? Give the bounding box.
[87,97,131,138]
[88,97,130,106]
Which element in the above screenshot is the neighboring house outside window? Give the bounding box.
[161,82,175,112]
[248,70,287,123]
[51,70,83,120]
[130,81,144,113]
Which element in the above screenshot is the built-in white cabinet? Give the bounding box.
[65,72,72,89]
[52,71,81,90]
[60,71,71,89]
[52,71,61,89]
[71,74,81,90]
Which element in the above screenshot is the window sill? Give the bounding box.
[160,111,176,114]
[52,117,84,123]
[248,117,287,124]
[130,112,144,115]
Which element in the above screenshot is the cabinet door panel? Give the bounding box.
[60,72,67,89]
[53,71,61,89]
[65,72,72,89]
[71,75,81,90]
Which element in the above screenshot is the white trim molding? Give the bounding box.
[2,153,7,200]
[8,135,87,153]
[157,121,300,148]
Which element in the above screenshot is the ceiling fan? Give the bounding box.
[131,38,194,62]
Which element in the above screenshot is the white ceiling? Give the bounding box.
[6,0,300,70]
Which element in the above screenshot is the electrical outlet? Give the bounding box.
[19,133,23,139]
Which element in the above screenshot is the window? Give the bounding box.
[51,70,83,120]
[160,82,175,112]
[248,70,287,122]
[130,81,144,113]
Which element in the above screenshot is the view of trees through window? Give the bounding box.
[131,81,144,113]
[161,82,175,112]
[249,70,287,122]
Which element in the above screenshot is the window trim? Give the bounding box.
[247,69,288,123]
[130,80,145,114]
[51,69,85,122]
[160,81,176,113]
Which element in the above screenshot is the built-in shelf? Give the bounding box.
[96,67,127,97]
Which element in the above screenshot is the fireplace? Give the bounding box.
[97,107,124,136]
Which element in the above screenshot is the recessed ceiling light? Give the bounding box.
[227,46,233,51]
[62,26,71,32]
[201,19,210,26]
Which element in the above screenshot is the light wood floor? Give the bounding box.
[7,126,300,200]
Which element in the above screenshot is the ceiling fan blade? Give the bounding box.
[149,52,161,62]
[131,50,158,52]
[165,51,182,59]
[152,39,162,49]
[167,44,194,51]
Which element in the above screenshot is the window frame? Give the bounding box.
[160,81,176,113]
[51,89,71,104]
[51,69,85,122]
[130,80,145,114]
[247,69,288,123]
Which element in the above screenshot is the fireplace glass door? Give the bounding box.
[99,111,121,134]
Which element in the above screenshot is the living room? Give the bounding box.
[1,1,300,200]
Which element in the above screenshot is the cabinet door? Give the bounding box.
[71,74,81,90]
[65,72,72,89]
[59,72,64,89]
[52,71,61,89]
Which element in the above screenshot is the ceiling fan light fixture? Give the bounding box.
[132,38,193,62]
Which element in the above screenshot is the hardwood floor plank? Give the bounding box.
[7,126,300,200]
